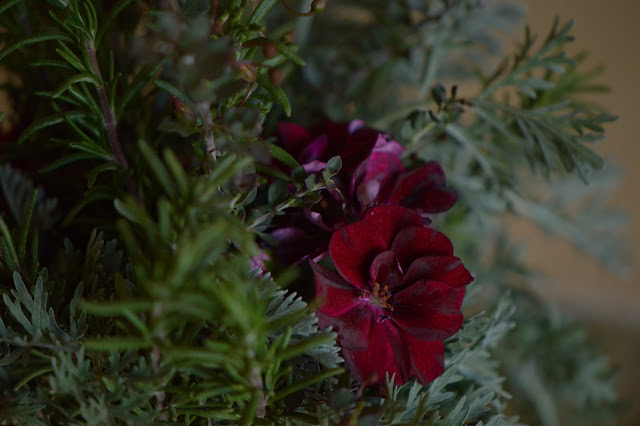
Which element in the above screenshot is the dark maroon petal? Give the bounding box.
[360,205,424,248]
[330,221,387,290]
[271,227,322,266]
[300,134,329,164]
[351,147,404,207]
[390,280,465,341]
[342,322,411,385]
[405,336,445,385]
[389,162,458,213]
[318,305,374,352]
[331,121,380,173]
[348,119,366,133]
[277,123,312,160]
[403,256,474,288]
[371,137,405,156]
[316,119,350,156]
[391,227,453,270]
[369,251,404,290]
[303,160,327,174]
[354,179,381,208]
[311,261,363,317]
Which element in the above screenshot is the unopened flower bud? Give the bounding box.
[211,20,224,37]
[281,30,296,44]
[431,83,446,107]
[237,61,257,83]
[172,96,197,126]
[311,0,327,13]
[269,68,284,85]
[262,42,278,59]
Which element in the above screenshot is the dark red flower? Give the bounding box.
[312,205,473,386]
[351,137,458,215]
[276,119,457,218]
[276,119,380,174]
[269,119,458,267]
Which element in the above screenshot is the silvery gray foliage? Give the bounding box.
[260,272,343,369]
[0,0,624,424]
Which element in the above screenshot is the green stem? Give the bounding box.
[84,37,128,169]
[418,45,442,100]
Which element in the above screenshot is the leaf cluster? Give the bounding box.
[0,0,626,425]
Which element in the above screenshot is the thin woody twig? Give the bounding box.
[198,102,217,161]
[84,37,129,170]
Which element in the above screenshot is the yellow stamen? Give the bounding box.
[364,281,395,312]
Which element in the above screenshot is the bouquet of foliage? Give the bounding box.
[0,1,625,424]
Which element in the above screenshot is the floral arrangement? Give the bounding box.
[0,1,625,425]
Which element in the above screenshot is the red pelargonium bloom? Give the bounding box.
[312,205,473,386]
[276,119,457,217]
[277,119,380,174]
[351,137,458,215]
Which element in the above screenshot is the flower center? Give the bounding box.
[361,282,394,312]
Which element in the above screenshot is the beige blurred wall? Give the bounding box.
[522,1,640,424]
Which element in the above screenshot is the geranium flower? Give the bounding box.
[276,118,457,218]
[351,137,458,215]
[312,205,473,386]
[270,119,458,266]
[276,119,379,174]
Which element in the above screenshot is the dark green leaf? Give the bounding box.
[268,180,289,206]
[95,0,135,45]
[83,337,152,351]
[268,143,300,169]
[0,32,73,62]
[256,73,291,117]
[326,156,342,175]
[0,0,25,17]
[247,0,278,24]
[17,111,88,144]
[52,72,101,98]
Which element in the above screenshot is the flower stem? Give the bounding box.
[84,37,129,170]
[278,0,317,17]
[197,102,217,161]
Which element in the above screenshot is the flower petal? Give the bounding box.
[405,336,445,385]
[403,256,474,288]
[311,261,362,317]
[348,119,366,133]
[303,160,327,174]
[323,120,380,173]
[300,134,329,165]
[330,221,387,290]
[389,162,458,213]
[391,227,453,270]
[390,280,465,341]
[360,205,424,248]
[351,148,404,208]
[372,137,405,156]
[342,322,411,385]
[369,251,404,289]
[276,123,312,160]
[355,178,381,207]
[271,227,323,266]
[317,305,374,352]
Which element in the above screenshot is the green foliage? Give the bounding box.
[0,0,625,424]
[501,291,619,426]
[380,297,519,425]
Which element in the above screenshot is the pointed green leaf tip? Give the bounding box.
[52,72,102,98]
[256,73,292,117]
[268,143,300,169]
[248,0,278,24]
